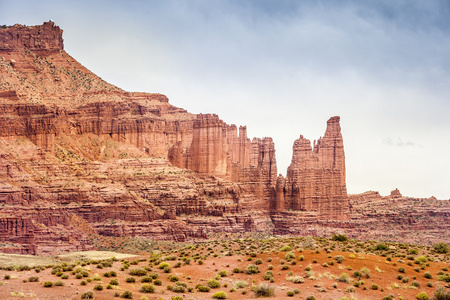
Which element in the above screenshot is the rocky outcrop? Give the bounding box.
[0,21,63,52]
[275,116,349,220]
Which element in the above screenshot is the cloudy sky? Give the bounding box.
[1,0,449,199]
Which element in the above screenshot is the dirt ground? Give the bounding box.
[0,238,449,300]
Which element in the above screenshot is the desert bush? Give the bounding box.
[375,243,388,251]
[130,268,147,276]
[28,276,39,282]
[197,284,210,292]
[424,271,433,279]
[336,273,350,283]
[332,233,348,242]
[415,291,429,300]
[280,245,292,252]
[3,274,10,280]
[399,267,406,273]
[234,280,248,289]
[81,291,94,299]
[218,270,228,277]
[288,276,304,283]
[212,291,228,299]
[44,281,53,287]
[433,242,449,254]
[125,277,136,283]
[54,280,64,286]
[208,279,221,288]
[411,281,421,288]
[140,276,152,283]
[264,271,273,280]
[158,262,169,269]
[93,283,103,290]
[140,283,155,293]
[168,274,180,282]
[437,273,450,283]
[153,279,162,285]
[433,285,450,300]
[120,290,133,299]
[371,284,379,290]
[334,255,345,263]
[110,278,119,285]
[285,251,295,261]
[252,283,275,297]
[246,264,259,274]
[287,290,295,297]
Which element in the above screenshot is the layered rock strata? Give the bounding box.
[278,116,350,220]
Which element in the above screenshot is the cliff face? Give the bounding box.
[278,116,349,220]
[0,21,63,52]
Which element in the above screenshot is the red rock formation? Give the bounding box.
[0,21,63,52]
[280,116,349,220]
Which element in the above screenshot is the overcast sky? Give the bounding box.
[1,0,449,199]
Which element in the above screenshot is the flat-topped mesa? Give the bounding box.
[280,116,350,220]
[0,21,63,52]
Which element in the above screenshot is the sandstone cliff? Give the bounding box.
[279,116,349,220]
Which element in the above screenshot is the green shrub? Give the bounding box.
[81,291,94,299]
[437,273,450,283]
[334,255,345,263]
[264,271,273,280]
[129,268,147,276]
[154,279,162,285]
[4,274,10,280]
[433,242,449,254]
[424,272,432,279]
[44,281,53,288]
[287,290,295,297]
[415,291,429,300]
[28,276,39,282]
[252,283,275,297]
[208,279,221,288]
[218,270,228,277]
[110,279,119,285]
[213,291,228,299]
[280,245,292,252]
[375,243,388,251]
[433,285,450,300]
[120,290,133,299]
[411,281,421,288]
[246,264,259,274]
[371,284,379,290]
[336,273,350,283]
[93,283,103,290]
[168,274,180,282]
[332,233,348,241]
[125,277,136,283]
[140,283,155,293]
[158,262,169,269]
[234,280,248,289]
[197,284,210,292]
[54,280,64,286]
